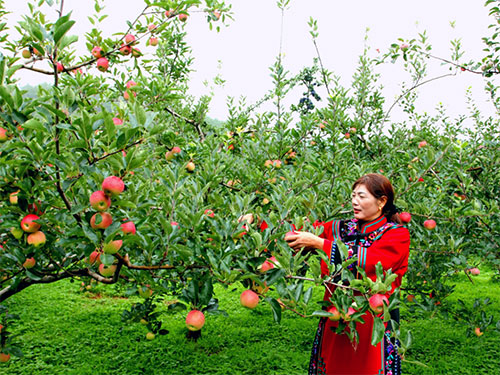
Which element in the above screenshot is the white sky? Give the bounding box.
[3,0,497,122]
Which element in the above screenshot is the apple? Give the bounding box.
[204,209,215,218]
[170,221,179,227]
[102,176,125,196]
[23,257,36,269]
[0,324,3,332]
[264,160,273,168]
[91,46,103,58]
[259,256,277,273]
[124,34,136,44]
[10,227,24,239]
[178,13,188,22]
[172,146,181,154]
[56,62,64,73]
[345,132,350,139]
[349,127,357,133]
[407,294,415,303]
[399,212,412,223]
[146,332,155,340]
[98,263,116,277]
[21,214,41,233]
[400,43,409,52]
[140,318,148,325]
[212,10,221,20]
[251,280,269,294]
[423,219,436,230]
[273,160,282,168]
[113,117,123,125]
[96,57,109,72]
[131,48,142,58]
[28,201,43,216]
[9,191,19,204]
[186,161,195,172]
[89,251,101,265]
[342,306,356,321]
[89,190,111,211]
[126,80,137,89]
[121,221,136,235]
[0,353,10,363]
[165,9,175,18]
[148,23,157,31]
[262,198,270,205]
[240,290,259,309]
[103,239,123,254]
[185,310,205,331]
[368,294,389,314]
[27,231,46,247]
[474,327,483,337]
[120,45,131,55]
[138,286,153,298]
[326,306,341,321]
[468,267,480,276]
[418,140,427,148]
[22,48,31,58]
[90,212,113,230]
[284,230,297,242]
[0,127,8,142]
[319,120,327,129]
[149,37,158,46]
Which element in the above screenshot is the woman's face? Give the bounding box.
[351,184,386,222]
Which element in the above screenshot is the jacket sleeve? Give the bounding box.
[318,220,342,276]
[358,227,410,286]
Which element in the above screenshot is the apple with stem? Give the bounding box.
[89,190,111,211]
[149,37,158,46]
[186,161,195,172]
[89,251,101,265]
[424,219,436,230]
[96,57,109,72]
[399,212,411,223]
[21,214,41,233]
[259,256,277,273]
[185,310,205,331]
[98,263,116,277]
[369,294,389,314]
[91,46,103,58]
[178,13,188,22]
[124,34,136,44]
[120,45,131,55]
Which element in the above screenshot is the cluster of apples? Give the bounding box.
[264,159,282,169]
[88,176,135,277]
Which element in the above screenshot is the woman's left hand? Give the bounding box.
[285,231,324,252]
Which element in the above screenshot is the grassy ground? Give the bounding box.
[1,272,499,375]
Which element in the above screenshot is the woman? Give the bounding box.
[286,173,410,375]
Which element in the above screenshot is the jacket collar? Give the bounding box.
[356,215,388,234]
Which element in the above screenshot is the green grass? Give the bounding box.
[1,272,499,375]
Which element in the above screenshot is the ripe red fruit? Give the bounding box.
[326,305,341,321]
[21,214,41,233]
[178,13,188,22]
[259,256,277,273]
[91,46,103,58]
[131,48,141,58]
[468,267,480,276]
[0,127,8,142]
[344,132,350,139]
[89,251,101,265]
[121,221,136,235]
[400,43,409,51]
[170,221,179,227]
[418,140,427,148]
[240,289,259,309]
[343,307,356,321]
[96,57,109,72]
[103,240,123,254]
[474,327,483,337]
[186,310,205,331]
[98,264,116,277]
[148,23,157,31]
[369,294,389,314]
[23,257,36,269]
[124,34,136,44]
[0,353,10,363]
[90,190,111,211]
[22,49,31,58]
[149,37,158,46]
[102,176,125,196]
[9,191,19,204]
[165,9,174,18]
[172,146,181,154]
[27,231,46,247]
[399,212,412,223]
[186,161,195,172]
[90,212,113,230]
[56,62,64,73]
[423,219,436,230]
[204,209,215,218]
[113,117,123,125]
[120,45,131,55]
[407,294,415,303]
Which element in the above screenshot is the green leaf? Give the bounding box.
[303,286,313,304]
[25,270,42,281]
[371,316,385,346]
[0,57,5,85]
[54,20,75,46]
[135,102,146,126]
[311,310,333,317]
[22,118,45,132]
[266,298,282,323]
[0,85,14,109]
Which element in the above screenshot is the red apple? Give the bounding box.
[9,191,19,204]
[96,57,109,72]
[186,161,195,172]
[56,62,64,73]
[342,306,356,321]
[345,132,350,139]
[98,263,116,277]
[178,13,188,22]
[21,214,41,233]
[90,212,113,230]
[418,140,427,148]
[204,209,215,218]
[89,251,101,265]
[0,127,8,142]
[22,48,31,58]
[165,9,175,18]
[369,294,389,314]
[102,176,125,196]
[131,48,141,58]
[27,231,46,247]
[423,219,436,230]
[240,289,259,309]
[91,46,103,58]
[103,239,123,254]
[170,221,179,227]
[113,117,123,125]
[259,256,277,273]
[121,221,136,235]
[23,257,36,269]
[120,45,131,55]
[124,34,136,44]
[89,190,111,211]
[400,43,409,51]
[474,327,483,337]
[407,294,415,303]
[468,267,480,276]
[149,37,158,46]
[0,353,10,363]
[172,146,181,154]
[148,23,157,31]
[185,310,205,331]
[327,305,341,321]
[399,212,411,223]
[349,127,357,133]
[212,10,221,20]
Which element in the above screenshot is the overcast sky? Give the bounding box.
[3,0,497,122]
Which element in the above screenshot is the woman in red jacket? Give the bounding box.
[286,173,410,375]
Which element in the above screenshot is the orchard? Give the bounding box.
[0,0,499,370]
